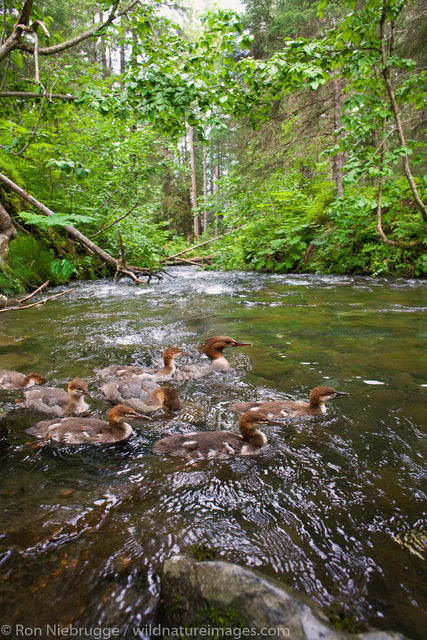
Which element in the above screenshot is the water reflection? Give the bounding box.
[0,267,426,639]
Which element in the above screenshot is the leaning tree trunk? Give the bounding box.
[0,202,17,264]
[0,172,158,282]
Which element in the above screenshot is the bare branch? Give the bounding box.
[161,226,245,262]
[0,288,74,313]
[15,93,46,156]
[92,202,140,237]
[0,91,76,100]
[18,280,49,303]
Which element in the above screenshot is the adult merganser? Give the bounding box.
[0,369,46,390]
[95,347,186,381]
[24,377,91,416]
[174,336,252,380]
[101,377,181,413]
[152,410,282,460]
[229,386,349,418]
[25,404,150,445]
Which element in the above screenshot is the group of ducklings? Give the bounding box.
[0,335,348,461]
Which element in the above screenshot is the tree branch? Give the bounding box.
[0,288,74,313]
[376,119,420,248]
[14,1,138,57]
[15,93,45,156]
[91,202,140,237]
[0,91,76,100]
[161,226,244,262]
[379,1,426,220]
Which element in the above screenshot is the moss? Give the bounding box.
[327,602,366,634]
[0,154,27,216]
[189,544,218,562]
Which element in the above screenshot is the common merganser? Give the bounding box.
[174,336,252,380]
[0,369,46,390]
[95,347,186,381]
[101,377,181,413]
[24,377,91,416]
[229,386,349,418]
[25,404,150,444]
[152,410,282,460]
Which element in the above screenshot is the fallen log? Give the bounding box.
[0,172,162,283]
[161,227,244,262]
[165,255,214,266]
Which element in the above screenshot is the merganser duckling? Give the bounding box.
[101,377,181,413]
[95,347,186,381]
[0,369,46,390]
[152,410,282,460]
[25,404,150,445]
[174,336,252,380]
[24,377,91,416]
[229,386,349,418]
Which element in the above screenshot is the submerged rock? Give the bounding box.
[0,352,38,369]
[156,555,407,640]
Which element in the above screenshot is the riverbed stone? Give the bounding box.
[156,555,407,640]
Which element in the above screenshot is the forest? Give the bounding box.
[0,0,425,295]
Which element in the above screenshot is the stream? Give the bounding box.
[0,267,426,638]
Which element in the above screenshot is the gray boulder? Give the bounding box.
[156,555,407,640]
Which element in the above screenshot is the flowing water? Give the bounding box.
[0,267,426,639]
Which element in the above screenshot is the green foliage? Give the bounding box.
[211,168,425,277]
[2,235,55,291]
[18,211,94,230]
[0,0,424,286]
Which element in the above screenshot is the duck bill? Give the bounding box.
[267,420,285,426]
[335,392,349,396]
[232,342,252,347]
[133,414,152,420]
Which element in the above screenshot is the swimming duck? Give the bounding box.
[25,404,150,445]
[229,385,349,418]
[101,377,181,413]
[0,369,46,390]
[174,336,252,380]
[24,377,91,416]
[95,347,186,381]
[152,410,281,460]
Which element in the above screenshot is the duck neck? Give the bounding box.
[23,375,36,388]
[158,360,176,376]
[239,425,267,448]
[65,394,88,415]
[208,352,230,370]
[109,419,135,438]
[309,395,326,413]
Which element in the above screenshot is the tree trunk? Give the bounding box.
[203,146,208,234]
[120,43,125,74]
[332,74,345,197]
[0,202,17,264]
[188,125,199,240]
[213,153,220,236]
